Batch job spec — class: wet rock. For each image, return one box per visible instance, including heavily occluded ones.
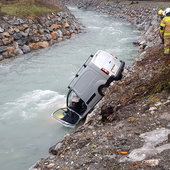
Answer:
[22,45,30,54]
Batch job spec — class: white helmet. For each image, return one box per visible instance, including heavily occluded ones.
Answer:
[164,8,170,15]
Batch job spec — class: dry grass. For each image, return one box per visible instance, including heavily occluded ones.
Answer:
[1,0,60,17]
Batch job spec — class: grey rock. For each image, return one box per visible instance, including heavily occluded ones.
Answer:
[45,21,52,27]
[43,34,51,41]
[13,20,20,26]
[22,45,30,54]
[2,17,9,21]
[0,34,3,39]
[63,36,71,40]
[0,55,4,61]
[31,24,37,30]
[30,37,39,43]
[29,30,34,36]
[48,27,53,32]
[0,27,4,33]
[0,46,7,53]
[13,42,19,49]
[55,142,62,150]
[38,29,44,34]
[14,48,23,55]
[20,31,28,37]
[51,18,58,23]
[13,33,22,40]
[57,30,63,38]
[16,40,25,46]
[44,29,50,33]
[167,124,170,129]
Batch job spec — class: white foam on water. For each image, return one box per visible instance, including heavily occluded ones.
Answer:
[87,26,101,29]
[0,90,65,120]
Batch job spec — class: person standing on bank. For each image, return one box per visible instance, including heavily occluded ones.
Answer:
[160,8,170,55]
[158,9,165,44]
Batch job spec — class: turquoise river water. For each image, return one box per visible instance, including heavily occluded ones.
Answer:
[0,6,139,170]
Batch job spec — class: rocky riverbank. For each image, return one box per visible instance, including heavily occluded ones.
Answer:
[0,10,82,62]
[64,0,164,52]
[33,1,170,170]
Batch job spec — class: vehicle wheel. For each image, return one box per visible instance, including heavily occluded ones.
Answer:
[115,74,122,81]
[98,85,107,96]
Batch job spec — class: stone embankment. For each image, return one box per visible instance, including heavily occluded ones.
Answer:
[0,11,81,62]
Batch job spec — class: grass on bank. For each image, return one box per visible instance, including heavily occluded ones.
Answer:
[1,1,60,17]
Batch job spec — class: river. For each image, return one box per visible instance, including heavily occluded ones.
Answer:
[0,6,139,170]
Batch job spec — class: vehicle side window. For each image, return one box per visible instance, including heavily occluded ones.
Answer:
[67,90,87,115]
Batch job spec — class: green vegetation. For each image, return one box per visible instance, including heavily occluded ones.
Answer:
[1,0,60,17]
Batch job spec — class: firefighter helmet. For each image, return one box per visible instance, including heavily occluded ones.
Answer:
[164,8,170,15]
[158,9,163,16]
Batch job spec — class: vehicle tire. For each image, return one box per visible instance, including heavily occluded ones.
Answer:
[98,85,107,96]
[115,74,122,81]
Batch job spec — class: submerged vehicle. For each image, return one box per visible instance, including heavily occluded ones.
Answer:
[52,50,125,128]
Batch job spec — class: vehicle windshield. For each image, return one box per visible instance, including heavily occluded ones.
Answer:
[67,90,87,115]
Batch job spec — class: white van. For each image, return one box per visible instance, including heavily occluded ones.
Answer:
[52,50,125,128]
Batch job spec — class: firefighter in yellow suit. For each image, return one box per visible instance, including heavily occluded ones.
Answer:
[160,8,170,55]
[158,9,165,44]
